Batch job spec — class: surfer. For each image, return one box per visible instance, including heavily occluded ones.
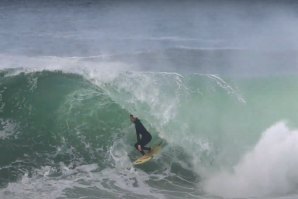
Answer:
[130,114,152,155]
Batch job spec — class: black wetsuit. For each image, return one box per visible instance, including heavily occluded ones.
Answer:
[134,118,152,155]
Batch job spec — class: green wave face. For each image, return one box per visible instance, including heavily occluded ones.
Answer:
[0,71,129,186]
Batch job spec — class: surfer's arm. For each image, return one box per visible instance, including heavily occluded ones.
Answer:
[137,145,142,151]
[135,120,142,143]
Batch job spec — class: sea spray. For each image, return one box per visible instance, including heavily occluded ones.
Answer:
[204,122,298,198]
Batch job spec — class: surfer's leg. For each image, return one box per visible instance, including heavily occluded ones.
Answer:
[135,142,145,155]
[140,137,152,152]
[142,146,151,151]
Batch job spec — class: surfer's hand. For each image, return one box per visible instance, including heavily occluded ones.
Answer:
[138,145,142,151]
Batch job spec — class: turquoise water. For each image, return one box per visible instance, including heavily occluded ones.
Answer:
[1,68,298,198]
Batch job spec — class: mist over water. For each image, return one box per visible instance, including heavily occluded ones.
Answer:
[1,1,298,199]
[1,0,298,75]
[205,122,298,198]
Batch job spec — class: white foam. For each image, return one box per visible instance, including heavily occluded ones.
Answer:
[204,121,298,198]
[206,74,246,104]
[0,118,19,140]
[0,54,134,85]
[0,165,88,199]
[0,160,165,199]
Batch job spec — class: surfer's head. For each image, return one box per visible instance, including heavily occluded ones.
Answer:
[130,114,137,123]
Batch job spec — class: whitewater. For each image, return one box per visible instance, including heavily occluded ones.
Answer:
[1,1,298,199]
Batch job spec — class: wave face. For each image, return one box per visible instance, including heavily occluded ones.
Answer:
[1,66,298,199]
[0,71,128,184]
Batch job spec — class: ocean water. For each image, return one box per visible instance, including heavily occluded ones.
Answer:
[1,1,298,199]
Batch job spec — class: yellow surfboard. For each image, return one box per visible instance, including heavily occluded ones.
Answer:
[133,144,162,165]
